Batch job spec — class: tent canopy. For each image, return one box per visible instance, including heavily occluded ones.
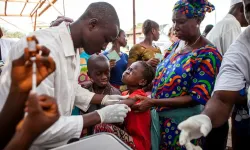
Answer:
[0,0,57,17]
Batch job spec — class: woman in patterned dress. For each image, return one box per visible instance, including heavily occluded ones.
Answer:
[132,0,222,149]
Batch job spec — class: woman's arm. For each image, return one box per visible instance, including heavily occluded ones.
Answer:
[151,95,198,108]
[132,95,198,112]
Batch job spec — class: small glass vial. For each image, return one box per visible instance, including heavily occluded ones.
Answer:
[26,36,37,57]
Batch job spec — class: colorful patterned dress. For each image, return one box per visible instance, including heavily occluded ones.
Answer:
[151,41,222,150]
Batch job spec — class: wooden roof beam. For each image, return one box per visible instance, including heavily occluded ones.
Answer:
[0,0,39,3]
[20,0,28,16]
[0,14,30,17]
[38,0,57,17]
[31,0,45,17]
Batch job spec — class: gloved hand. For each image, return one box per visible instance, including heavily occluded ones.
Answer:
[101,95,129,105]
[96,104,131,123]
[178,114,212,150]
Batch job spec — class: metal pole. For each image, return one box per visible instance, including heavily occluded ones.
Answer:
[133,0,136,44]
[214,10,217,24]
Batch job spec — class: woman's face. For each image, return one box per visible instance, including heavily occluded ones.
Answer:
[152,27,160,41]
[118,31,127,47]
[172,11,199,41]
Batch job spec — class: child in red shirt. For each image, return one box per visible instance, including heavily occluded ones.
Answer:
[94,61,155,150]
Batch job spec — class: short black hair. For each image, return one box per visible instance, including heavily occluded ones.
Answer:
[138,61,155,87]
[118,29,125,37]
[112,29,125,44]
[204,24,214,34]
[230,2,243,14]
[142,19,159,35]
[80,2,120,27]
[87,54,109,74]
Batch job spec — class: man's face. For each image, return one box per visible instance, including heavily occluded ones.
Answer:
[243,0,250,24]
[83,21,119,55]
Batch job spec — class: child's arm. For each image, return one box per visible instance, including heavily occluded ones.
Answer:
[117,99,136,107]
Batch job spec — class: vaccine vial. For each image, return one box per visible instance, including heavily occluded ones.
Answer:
[27,36,37,57]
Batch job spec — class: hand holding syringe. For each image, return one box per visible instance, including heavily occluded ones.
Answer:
[27,36,38,92]
[10,36,56,93]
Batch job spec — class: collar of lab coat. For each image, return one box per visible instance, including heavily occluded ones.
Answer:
[58,22,75,57]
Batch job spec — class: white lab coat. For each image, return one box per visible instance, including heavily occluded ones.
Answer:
[0,38,16,62]
[207,14,241,55]
[0,23,95,149]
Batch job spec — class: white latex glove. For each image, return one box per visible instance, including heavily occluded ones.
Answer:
[178,114,212,150]
[96,104,131,123]
[101,95,129,105]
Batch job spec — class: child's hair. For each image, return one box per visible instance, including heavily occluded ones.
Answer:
[138,61,155,87]
[87,54,109,74]
[142,19,159,35]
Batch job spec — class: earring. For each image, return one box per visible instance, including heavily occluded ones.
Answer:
[196,25,199,28]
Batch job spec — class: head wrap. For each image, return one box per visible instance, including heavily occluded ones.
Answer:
[173,0,215,18]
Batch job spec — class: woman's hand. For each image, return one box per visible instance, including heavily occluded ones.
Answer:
[131,95,154,112]
[147,58,160,67]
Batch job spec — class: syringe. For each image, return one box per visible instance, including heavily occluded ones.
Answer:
[27,37,37,93]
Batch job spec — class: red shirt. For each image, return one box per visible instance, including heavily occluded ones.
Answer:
[123,89,151,150]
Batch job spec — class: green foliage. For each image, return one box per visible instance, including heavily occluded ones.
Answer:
[0,26,25,38]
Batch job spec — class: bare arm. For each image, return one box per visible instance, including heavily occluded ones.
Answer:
[4,131,34,150]
[202,91,241,128]
[132,95,198,112]
[0,86,29,149]
[0,44,55,149]
[151,95,198,108]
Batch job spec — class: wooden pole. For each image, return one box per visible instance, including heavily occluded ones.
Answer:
[4,0,7,16]
[34,10,37,31]
[20,0,28,16]
[133,0,136,44]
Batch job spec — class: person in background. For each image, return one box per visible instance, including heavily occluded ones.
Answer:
[50,16,73,27]
[0,2,131,149]
[164,27,179,56]
[207,0,248,55]
[82,54,121,135]
[95,61,155,150]
[78,48,91,86]
[128,19,161,68]
[206,1,248,150]
[202,24,213,37]
[0,27,16,63]
[103,29,128,91]
[132,0,221,149]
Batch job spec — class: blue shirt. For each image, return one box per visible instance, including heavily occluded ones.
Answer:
[103,51,128,86]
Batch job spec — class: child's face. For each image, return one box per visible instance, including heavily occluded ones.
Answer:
[122,62,146,87]
[89,61,110,87]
